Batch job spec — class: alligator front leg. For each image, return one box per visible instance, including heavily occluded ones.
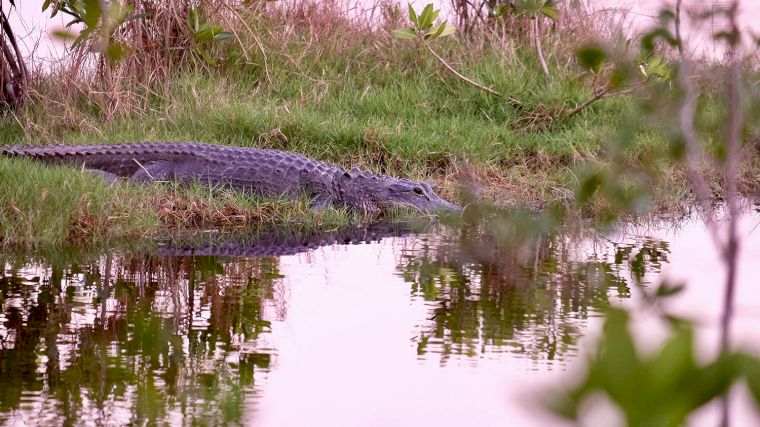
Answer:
[308,192,333,211]
[128,160,177,184]
[86,169,121,184]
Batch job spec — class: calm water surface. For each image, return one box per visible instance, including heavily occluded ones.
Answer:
[3,212,760,426]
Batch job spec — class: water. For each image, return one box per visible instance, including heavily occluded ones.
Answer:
[2,212,760,426]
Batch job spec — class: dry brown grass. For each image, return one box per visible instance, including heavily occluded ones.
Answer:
[149,193,280,229]
[16,0,636,133]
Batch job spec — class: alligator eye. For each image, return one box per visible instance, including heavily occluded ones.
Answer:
[413,187,424,195]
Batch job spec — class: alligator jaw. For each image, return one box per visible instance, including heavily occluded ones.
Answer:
[433,198,463,214]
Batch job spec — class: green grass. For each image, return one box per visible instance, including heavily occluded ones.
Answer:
[0,23,705,248]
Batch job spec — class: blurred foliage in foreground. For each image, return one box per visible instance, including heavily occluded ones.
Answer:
[549,307,760,427]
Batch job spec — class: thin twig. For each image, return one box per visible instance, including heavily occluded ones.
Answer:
[563,87,610,119]
[132,158,156,181]
[719,5,742,425]
[721,0,742,355]
[420,36,522,107]
[674,0,685,61]
[534,16,552,90]
[678,59,721,245]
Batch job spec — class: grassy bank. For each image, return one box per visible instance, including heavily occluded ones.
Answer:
[0,1,751,248]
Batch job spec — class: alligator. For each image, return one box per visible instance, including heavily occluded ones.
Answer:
[0,142,461,214]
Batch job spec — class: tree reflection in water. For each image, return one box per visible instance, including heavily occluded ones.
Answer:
[0,253,279,425]
[398,217,670,364]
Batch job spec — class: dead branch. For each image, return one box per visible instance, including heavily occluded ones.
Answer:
[420,36,523,108]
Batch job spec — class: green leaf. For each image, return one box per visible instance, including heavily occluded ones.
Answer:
[195,23,225,43]
[42,0,52,12]
[188,7,200,33]
[51,30,77,42]
[429,8,441,26]
[213,31,234,42]
[392,28,418,40]
[426,22,456,39]
[427,23,445,39]
[82,0,102,29]
[515,0,544,16]
[541,6,559,21]
[688,355,739,410]
[658,9,676,21]
[407,3,418,27]
[418,4,435,30]
[106,41,127,63]
[495,5,513,17]
[438,23,457,38]
[72,26,94,47]
[641,27,678,52]
[655,281,685,298]
[578,171,603,203]
[65,18,83,28]
[588,309,643,409]
[609,66,632,88]
[649,323,695,391]
[637,54,671,81]
[576,44,607,74]
[739,355,760,407]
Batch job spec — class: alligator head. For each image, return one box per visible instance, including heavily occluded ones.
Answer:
[338,169,461,214]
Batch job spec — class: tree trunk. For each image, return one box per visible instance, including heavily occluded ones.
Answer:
[0,4,29,111]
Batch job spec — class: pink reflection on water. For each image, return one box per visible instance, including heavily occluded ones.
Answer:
[250,211,760,427]
[252,240,578,427]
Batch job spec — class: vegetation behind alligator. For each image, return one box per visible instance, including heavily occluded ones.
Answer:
[0,142,461,214]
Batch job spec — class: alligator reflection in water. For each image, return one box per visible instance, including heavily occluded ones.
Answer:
[400,226,670,363]
[0,222,670,424]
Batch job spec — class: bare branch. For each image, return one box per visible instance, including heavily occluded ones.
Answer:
[420,36,523,108]
[674,0,685,60]
[563,87,610,120]
[534,16,552,90]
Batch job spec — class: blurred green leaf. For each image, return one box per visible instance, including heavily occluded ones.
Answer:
[541,6,559,21]
[495,4,513,17]
[51,29,77,42]
[576,44,607,74]
[106,41,127,63]
[714,29,740,46]
[515,0,543,16]
[609,66,632,88]
[577,171,603,203]
[658,9,676,21]
[655,282,685,298]
[641,27,678,52]
[82,0,102,29]
[740,355,760,407]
